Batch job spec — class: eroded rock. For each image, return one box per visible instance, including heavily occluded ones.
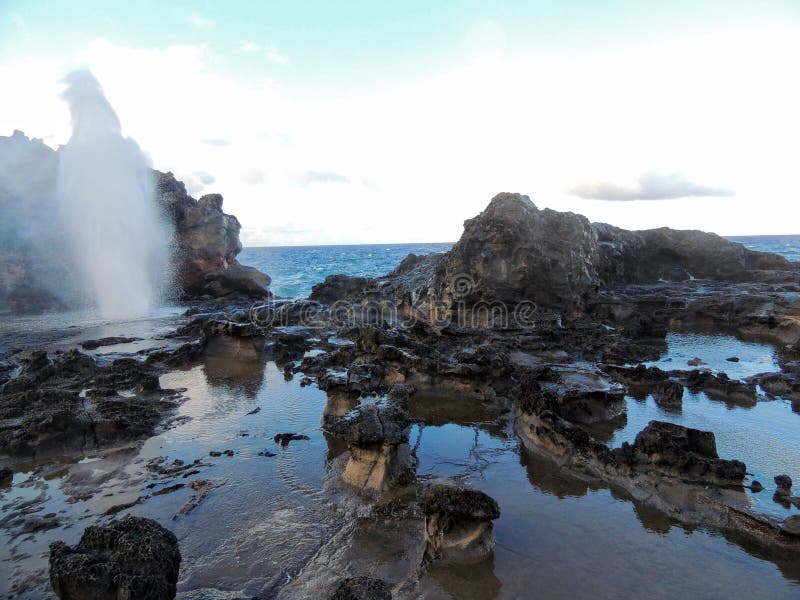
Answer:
[49,516,181,600]
[419,484,500,563]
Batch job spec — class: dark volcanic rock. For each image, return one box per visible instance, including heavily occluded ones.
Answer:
[594,223,796,284]
[330,576,392,600]
[273,432,310,446]
[443,193,600,313]
[325,400,411,447]
[774,474,793,497]
[0,350,179,457]
[310,275,375,305]
[622,421,746,483]
[81,336,144,350]
[49,516,181,600]
[0,466,12,486]
[419,484,501,563]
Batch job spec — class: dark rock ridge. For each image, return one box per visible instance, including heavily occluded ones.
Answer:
[0,131,270,312]
[311,192,798,318]
[49,516,181,600]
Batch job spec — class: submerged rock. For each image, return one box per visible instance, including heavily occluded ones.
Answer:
[49,516,181,600]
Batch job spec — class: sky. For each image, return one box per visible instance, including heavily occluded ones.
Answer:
[1,0,799,245]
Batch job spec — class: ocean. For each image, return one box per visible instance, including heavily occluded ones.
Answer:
[240,235,800,299]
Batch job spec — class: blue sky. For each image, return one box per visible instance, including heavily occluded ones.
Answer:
[1,1,799,243]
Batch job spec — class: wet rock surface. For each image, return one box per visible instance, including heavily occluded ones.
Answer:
[0,349,183,457]
[622,421,746,484]
[49,516,181,600]
[420,484,500,564]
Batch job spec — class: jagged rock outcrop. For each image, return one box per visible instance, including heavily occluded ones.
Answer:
[443,193,600,313]
[49,516,181,600]
[620,420,746,484]
[155,171,270,299]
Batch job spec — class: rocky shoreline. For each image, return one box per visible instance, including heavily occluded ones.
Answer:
[1,191,800,597]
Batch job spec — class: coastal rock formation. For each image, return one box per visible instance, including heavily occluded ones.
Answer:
[621,421,746,483]
[310,192,798,324]
[155,171,270,299]
[49,516,181,600]
[0,350,182,457]
[325,398,415,491]
[441,193,600,313]
[594,223,795,284]
[419,484,501,563]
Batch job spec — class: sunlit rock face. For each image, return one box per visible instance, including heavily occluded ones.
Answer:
[156,171,271,300]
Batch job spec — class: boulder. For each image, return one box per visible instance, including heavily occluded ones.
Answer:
[774,474,793,497]
[419,484,501,563]
[49,516,181,600]
[442,193,600,313]
[325,399,415,491]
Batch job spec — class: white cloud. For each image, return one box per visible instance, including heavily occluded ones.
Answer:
[297,171,349,187]
[237,41,288,64]
[187,13,215,30]
[239,41,261,53]
[265,46,289,65]
[243,168,265,185]
[571,173,734,201]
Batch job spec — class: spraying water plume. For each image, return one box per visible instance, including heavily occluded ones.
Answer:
[58,70,171,319]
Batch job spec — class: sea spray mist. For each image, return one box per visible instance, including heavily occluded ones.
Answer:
[57,70,172,319]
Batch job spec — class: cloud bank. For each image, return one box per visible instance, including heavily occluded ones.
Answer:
[571,173,734,201]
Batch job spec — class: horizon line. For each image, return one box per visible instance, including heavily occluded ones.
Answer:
[242,233,800,250]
